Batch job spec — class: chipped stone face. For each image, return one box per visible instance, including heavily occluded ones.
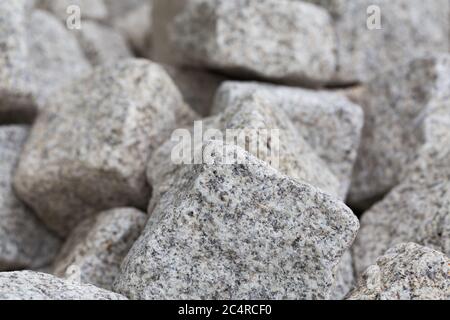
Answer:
[28,10,92,105]
[169,0,337,85]
[0,0,36,118]
[348,243,449,300]
[353,139,450,275]
[14,59,190,238]
[304,0,450,83]
[73,21,132,66]
[52,208,147,291]
[349,54,450,207]
[0,271,127,300]
[0,126,60,270]
[116,141,359,300]
[38,0,108,21]
[163,65,226,116]
[148,93,341,214]
[212,81,364,198]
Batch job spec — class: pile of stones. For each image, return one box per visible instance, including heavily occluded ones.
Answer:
[0,0,448,300]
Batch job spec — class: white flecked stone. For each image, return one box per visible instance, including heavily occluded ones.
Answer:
[330,251,355,300]
[28,10,92,105]
[52,208,146,291]
[348,243,449,300]
[116,141,359,299]
[168,0,337,85]
[14,59,191,237]
[304,0,449,83]
[148,92,341,215]
[0,126,60,270]
[349,54,450,207]
[212,81,364,198]
[0,1,36,118]
[0,5,92,122]
[0,271,127,300]
[353,138,450,275]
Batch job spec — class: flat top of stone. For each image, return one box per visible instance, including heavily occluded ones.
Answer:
[0,271,126,300]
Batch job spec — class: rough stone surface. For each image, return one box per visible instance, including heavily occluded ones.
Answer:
[349,54,450,207]
[73,21,132,66]
[52,208,146,291]
[353,139,450,275]
[38,0,108,21]
[14,59,190,238]
[148,93,341,214]
[0,0,36,118]
[169,0,337,85]
[330,251,355,300]
[0,126,60,270]
[116,141,359,299]
[0,271,126,300]
[163,65,226,116]
[28,10,92,105]
[304,0,450,83]
[348,243,449,300]
[212,81,364,198]
[0,5,92,121]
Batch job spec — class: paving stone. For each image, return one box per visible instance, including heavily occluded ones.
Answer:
[14,59,190,237]
[116,141,359,299]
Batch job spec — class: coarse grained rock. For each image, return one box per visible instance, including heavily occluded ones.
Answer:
[163,65,226,116]
[216,93,340,198]
[348,243,449,300]
[212,81,364,198]
[169,0,337,86]
[52,208,146,291]
[0,0,36,119]
[72,20,132,67]
[330,251,355,300]
[0,126,60,270]
[349,54,450,207]
[303,0,449,83]
[0,6,92,122]
[0,271,127,300]
[28,10,92,105]
[14,59,191,238]
[116,141,359,299]
[353,139,450,275]
[147,92,341,214]
[37,0,108,21]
